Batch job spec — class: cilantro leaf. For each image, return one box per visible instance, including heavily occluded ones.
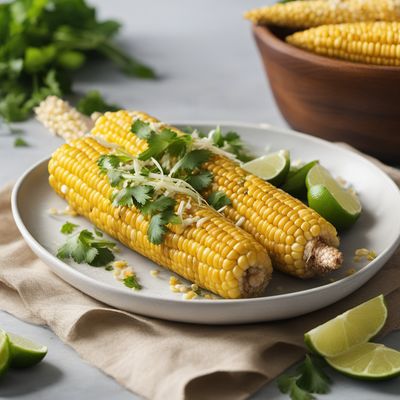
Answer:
[131,119,153,139]
[77,90,120,116]
[112,185,153,207]
[186,170,213,192]
[14,137,29,147]
[210,127,254,162]
[107,170,123,187]
[61,221,79,234]
[57,230,98,264]
[297,355,331,394]
[98,154,132,173]
[138,129,177,161]
[123,275,142,290]
[57,228,116,267]
[277,375,315,400]
[89,247,115,267]
[176,149,211,172]
[148,210,176,244]
[141,196,176,216]
[0,93,29,122]
[207,191,231,210]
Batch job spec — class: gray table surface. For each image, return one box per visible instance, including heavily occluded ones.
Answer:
[0,1,399,399]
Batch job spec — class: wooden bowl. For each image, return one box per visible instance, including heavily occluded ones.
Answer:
[253,25,400,163]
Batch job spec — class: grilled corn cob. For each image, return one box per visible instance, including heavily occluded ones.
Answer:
[287,21,400,66]
[244,0,400,29]
[48,136,272,299]
[91,111,343,278]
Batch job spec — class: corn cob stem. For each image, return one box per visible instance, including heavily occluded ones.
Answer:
[49,136,272,299]
[245,0,400,29]
[305,239,343,273]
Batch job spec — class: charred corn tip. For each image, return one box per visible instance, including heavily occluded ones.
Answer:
[287,21,400,66]
[49,136,272,299]
[245,0,400,29]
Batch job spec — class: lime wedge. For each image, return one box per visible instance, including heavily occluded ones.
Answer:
[306,164,361,230]
[327,343,400,380]
[7,332,47,368]
[281,160,318,198]
[305,295,387,358]
[243,150,290,186]
[0,329,10,377]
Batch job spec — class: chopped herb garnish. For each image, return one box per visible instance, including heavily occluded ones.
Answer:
[77,90,120,116]
[210,127,254,162]
[176,149,211,172]
[57,228,116,267]
[277,355,331,400]
[14,137,29,147]
[60,221,79,235]
[186,170,213,192]
[94,228,104,237]
[105,265,114,271]
[148,211,176,245]
[207,191,231,210]
[123,275,142,290]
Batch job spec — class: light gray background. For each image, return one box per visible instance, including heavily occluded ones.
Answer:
[0,1,399,399]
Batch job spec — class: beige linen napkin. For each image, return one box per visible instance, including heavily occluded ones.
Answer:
[0,155,399,400]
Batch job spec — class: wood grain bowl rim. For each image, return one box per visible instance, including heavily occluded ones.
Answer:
[253,24,400,74]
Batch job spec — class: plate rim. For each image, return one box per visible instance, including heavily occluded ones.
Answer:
[11,121,400,306]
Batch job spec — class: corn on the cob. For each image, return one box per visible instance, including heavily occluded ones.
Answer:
[244,0,400,29]
[35,96,93,142]
[287,21,400,66]
[48,136,272,299]
[91,111,343,278]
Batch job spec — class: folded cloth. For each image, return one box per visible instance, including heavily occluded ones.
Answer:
[0,150,399,400]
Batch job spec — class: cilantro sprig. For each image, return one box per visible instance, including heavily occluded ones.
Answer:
[57,227,116,267]
[0,0,155,122]
[123,275,142,290]
[277,355,331,400]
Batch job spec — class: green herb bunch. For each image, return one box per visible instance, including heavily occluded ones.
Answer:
[0,0,155,122]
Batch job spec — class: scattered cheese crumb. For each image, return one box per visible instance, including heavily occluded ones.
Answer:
[346,268,357,276]
[183,290,198,300]
[236,216,245,227]
[113,260,128,269]
[169,276,181,286]
[60,184,68,194]
[150,270,160,278]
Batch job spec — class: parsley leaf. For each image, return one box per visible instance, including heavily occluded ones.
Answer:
[61,221,79,234]
[112,185,153,207]
[123,274,142,290]
[297,355,331,394]
[14,137,29,147]
[176,149,211,172]
[57,228,116,267]
[131,119,153,139]
[186,170,213,192]
[207,191,231,210]
[77,90,120,116]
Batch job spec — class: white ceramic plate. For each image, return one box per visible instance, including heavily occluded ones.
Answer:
[11,122,400,324]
